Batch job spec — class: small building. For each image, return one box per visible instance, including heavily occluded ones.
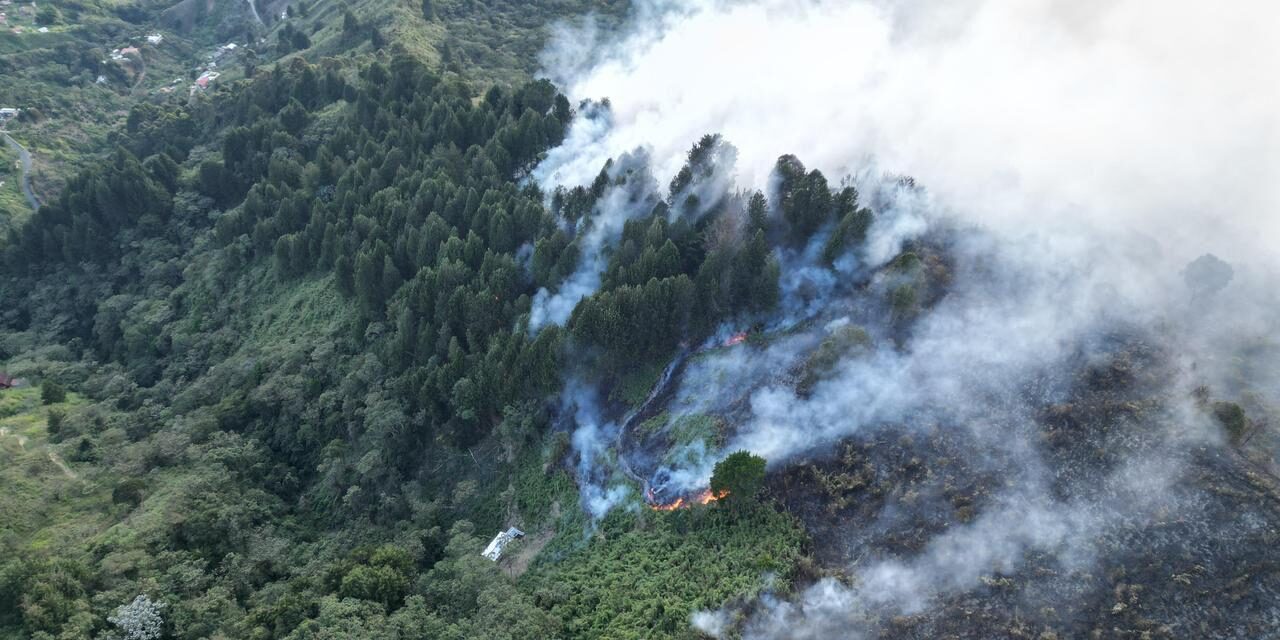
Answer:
[213,42,237,60]
[145,33,163,45]
[194,70,219,89]
[0,373,18,389]
[481,527,525,561]
[120,46,139,56]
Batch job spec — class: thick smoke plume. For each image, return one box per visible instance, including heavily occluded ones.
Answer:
[540,0,1280,259]
[529,145,661,331]
[531,0,1280,635]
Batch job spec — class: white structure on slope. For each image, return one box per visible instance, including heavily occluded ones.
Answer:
[481,527,525,561]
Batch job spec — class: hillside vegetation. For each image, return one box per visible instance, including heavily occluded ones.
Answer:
[0,1,825,635]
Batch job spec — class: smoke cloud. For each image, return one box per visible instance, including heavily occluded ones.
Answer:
[540,0,1280,261]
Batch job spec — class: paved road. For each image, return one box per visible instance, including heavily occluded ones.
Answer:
[2,131,40,212]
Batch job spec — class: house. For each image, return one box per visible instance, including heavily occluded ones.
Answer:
[0,373,18,389]
[145,33,163,45]
[480,527,525,561]
[195,70,219,88]
[212,42,238,61]
[120,46,140,56]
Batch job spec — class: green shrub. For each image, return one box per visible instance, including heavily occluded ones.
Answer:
[1212,401,1249,443]
[40,379,66,405]
[112,478,146,507]
[46,407,65,438]
[890,283,918,317]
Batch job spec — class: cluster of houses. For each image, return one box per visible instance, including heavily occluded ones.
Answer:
[97,34,160,87]
[188,42,239,95]
[108,46,140,62]
[2,1,37,32]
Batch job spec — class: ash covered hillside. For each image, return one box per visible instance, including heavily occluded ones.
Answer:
[538,132,1280,639]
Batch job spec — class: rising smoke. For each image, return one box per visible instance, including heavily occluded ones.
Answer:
[531,0,1280,635]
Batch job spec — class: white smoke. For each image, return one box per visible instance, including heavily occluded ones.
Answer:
[529,147,661,331]
[563,378,634,519]
[532,0,1280,633]
[709,456,1196,639]
[540,0,1280,262]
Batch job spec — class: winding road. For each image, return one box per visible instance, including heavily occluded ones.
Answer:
[2,131,40,212]
[246,0,265,26]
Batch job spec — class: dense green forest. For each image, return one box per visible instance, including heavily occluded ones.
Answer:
[0,2,829,637]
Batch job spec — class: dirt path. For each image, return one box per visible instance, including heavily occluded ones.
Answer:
[2,425,76,478]
[504,529,553,577]
[2,131,40,212]
[0,426,27,450]
[47,451,76,479]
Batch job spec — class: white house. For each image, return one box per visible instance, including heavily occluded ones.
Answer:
[480,527,525,561]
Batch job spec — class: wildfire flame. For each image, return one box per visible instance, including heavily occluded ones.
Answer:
[724,331,749,347]
[648,487,730,511]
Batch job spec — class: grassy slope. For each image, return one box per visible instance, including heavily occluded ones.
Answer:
[0,387,102,554]
[0,142,30,230]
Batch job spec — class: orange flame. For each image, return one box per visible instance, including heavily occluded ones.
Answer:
[649,488,730,511]
[724,331,748,347]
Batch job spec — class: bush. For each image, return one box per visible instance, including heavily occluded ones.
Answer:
[40,379,66,405]
[46,408,65,438]
[113,478,147,507]
[69,437,95,462]
[890,283,918,317]
[36,6,61,25]
[1212,401,1249,443]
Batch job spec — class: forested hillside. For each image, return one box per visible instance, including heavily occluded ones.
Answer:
[4,1,1279,640]
[0,1,814,637]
